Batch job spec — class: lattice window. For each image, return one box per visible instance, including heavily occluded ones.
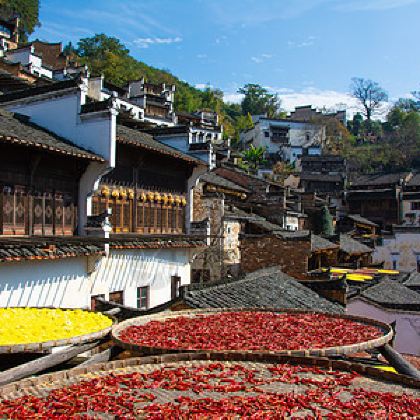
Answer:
[32,192,44,235]
[156,204,162,234]
[1,186,27,235]
[136,201,145,233]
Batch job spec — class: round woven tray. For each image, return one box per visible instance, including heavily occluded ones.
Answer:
[112,308,393,357]
[0,308,113,354]
[0,352,417,406]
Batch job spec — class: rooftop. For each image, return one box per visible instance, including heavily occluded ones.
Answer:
[350,172,410,188]
[359,279,420,310]
[183,267,343,313]
[404,272,420,289]
[311,234,338,252]
[109,235,206,250]
[116,124,204,166]
[199,172,249,193]
[340,234,373,255]
[0,237,104,263]
[347,214,379,227]
[0,108,104,161]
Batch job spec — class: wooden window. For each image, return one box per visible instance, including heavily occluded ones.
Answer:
[91,294,105,311]
[63,194,75,235]
[177,206,185,233]
[109,291,124,305]
[171,206,177,232]
[136,200,145,233]
[32,192,44,235]
[149,201,157,233]
[44,192,54,235]
[122,199,131,232]
[137,286,149,310]
[1,186,27,235]
[162,204,170,234]
[171,276,181,300]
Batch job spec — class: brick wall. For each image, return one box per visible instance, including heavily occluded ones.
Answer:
[240,235,311,279]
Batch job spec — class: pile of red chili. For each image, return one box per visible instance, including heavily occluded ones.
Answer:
[0,362,418,418]
[118,311,383,351]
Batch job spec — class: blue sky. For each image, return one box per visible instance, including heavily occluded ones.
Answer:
[34,0,420,113]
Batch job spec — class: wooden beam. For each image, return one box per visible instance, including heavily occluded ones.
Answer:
[76,345,124,367]
[378,344,420,380]
[0,340,101,387]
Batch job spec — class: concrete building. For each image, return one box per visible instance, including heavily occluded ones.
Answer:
[240,116,325,164]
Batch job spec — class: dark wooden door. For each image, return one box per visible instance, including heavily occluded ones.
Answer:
[109,291,124,305]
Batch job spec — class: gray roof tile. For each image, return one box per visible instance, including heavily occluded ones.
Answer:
[0,108,104,161]
[184,267,343,313]
[340,234,372,255]
[361,279,420,310]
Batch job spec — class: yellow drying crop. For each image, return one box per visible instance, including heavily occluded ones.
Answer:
[0,308,112,346]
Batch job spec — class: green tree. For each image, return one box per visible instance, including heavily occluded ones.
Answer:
[238,84,280,117]
[320,205,334,236]
[347,113,363,137]
[0,0,40,42]
[241,145,267,172]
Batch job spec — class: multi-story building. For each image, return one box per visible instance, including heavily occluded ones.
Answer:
[0,76,207,310]
[402,173,420,226]
[345,173,412,230]
[299,155,346,193]
[240,116,325,164]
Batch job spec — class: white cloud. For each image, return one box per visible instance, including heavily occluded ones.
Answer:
[251,53,273,64]
[196,53,208,59]
[195,83,214,90]
[287,36,316,48]
[133,36,182,49]
[223,87,366,118]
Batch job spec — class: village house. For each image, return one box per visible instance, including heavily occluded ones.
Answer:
[141,110,223,167]
[373,225,420,272]
[240,115,325,164]
[402,173,420,225]
[299,155,346,194]
[345,172,412,230]
[289,104,347,126]
[0,106,108,308]
[0,75,208,310]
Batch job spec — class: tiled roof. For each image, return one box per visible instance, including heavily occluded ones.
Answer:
[0,78,79,103]
[339,234,373,255]
[404,272,420,289]
[300,173,343,182]
[0,238,104,263]
[350,172,409,188]
[0,108,105,161]
[200,172,249,193]
[116,125,204,165]
[301,155,345,163]
[407,173,420,187]
[311,234,338,252]
[347,214,378,227]
[360,279,420,310]
[109,235,206,250]
[183,267,343,313]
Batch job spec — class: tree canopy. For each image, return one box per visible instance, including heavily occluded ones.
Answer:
[238,84,281,118]
[0,0,40,42]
